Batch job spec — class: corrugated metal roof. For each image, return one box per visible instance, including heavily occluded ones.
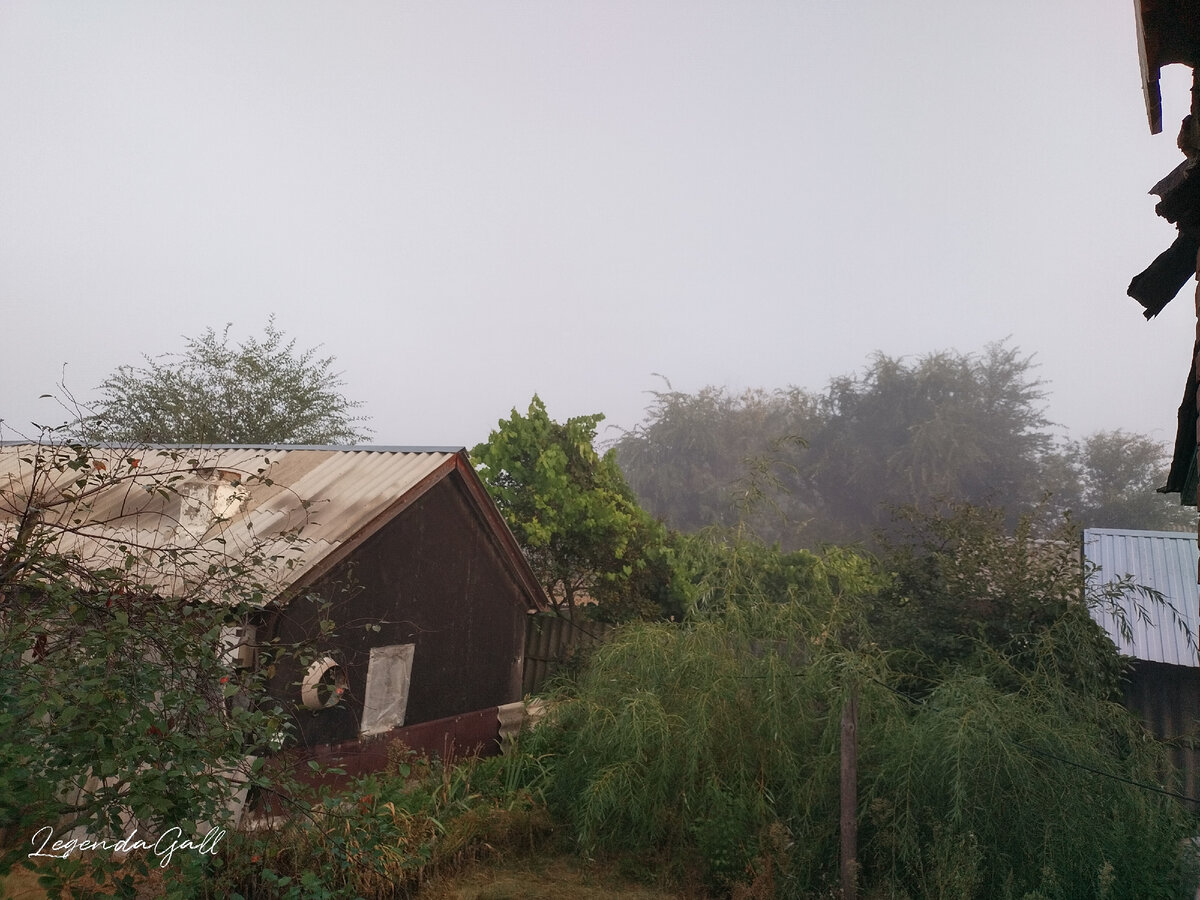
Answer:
[1082,528,1199,668]
[0,444,460,604]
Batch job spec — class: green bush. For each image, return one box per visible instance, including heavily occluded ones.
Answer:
[861,670,1192,899]
[191,749,553,899]
[527,545,890,894]
[524,527,1196,898]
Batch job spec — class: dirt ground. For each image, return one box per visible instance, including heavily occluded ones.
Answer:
[416,854,695,900]
[1,864,57,900]
[1,853,695,900]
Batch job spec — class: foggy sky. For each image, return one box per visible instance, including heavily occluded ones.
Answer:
[1,2,1196,449]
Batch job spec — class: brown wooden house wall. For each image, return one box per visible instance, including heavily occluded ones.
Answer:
[262,470,528,749]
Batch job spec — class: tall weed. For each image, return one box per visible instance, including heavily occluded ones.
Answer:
[527,532,1196,898]
[188,750,552,899]
[528,547,893,894]
[862,667,1193,899]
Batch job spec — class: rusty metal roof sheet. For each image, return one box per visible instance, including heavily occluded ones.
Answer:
[1083,528,1199,667]
[0,444,461,604]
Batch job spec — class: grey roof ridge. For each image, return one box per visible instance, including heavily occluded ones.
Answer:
[0,441,465,453]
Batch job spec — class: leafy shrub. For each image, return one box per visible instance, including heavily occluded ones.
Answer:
[525,525,1195,898]
[0,440,321,894]
[526,545,888,894]
[872,503,1132,699]
[861,669,1193,899]
[194,749,553,899]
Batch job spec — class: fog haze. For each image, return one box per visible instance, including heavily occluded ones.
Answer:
[1,2,1194,448]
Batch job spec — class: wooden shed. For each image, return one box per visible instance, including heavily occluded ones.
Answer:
[0,443,546,758]
[252,447,546,749]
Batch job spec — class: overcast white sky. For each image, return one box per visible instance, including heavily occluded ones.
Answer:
[1,2,1196,449]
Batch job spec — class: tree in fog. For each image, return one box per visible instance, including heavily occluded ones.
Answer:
[807,342,1052,542]
[88,318,372,445]
[612,382,819,539]
[616,343,1062,547]
[1048,429,1192,531]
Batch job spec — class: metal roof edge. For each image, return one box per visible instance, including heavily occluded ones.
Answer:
[0,441,465,453]
[1083,527,1196,539]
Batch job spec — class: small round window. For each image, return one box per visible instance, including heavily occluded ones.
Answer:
[301,657,347,710]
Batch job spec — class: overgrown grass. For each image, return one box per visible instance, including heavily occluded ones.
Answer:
[527,607,894,895]
[862,668,1192,899]
[184,748,555,899]
[4,746,559,900]
[521,538,1198,899]
[14,520,1195,899]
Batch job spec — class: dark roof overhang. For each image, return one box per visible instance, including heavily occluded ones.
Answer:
[1135,0,1200,134]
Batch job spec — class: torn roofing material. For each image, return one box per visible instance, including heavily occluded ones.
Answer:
[1127,156,1200,318]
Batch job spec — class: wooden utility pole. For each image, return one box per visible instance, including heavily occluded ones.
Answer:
[840,680,858,900]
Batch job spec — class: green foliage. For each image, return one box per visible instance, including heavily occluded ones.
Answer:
[1046,429,1193,531]
[863,671,1192,899]
[811,342,1052,540]
[525,544,884,894]
[614,343,1118,549]
[472,395,683,622]
[859,502,1196,897]
[672,526,880,622]
[87,317,371,445]
[522,518,1194,898]
[613,381,818,539]
[0,438,320,893]
[195,750,553,899]
[873,503,1130,698]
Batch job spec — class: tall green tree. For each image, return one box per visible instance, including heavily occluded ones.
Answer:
[616,343,1058,548]
[88,318,371,445]
[472,396,681,622]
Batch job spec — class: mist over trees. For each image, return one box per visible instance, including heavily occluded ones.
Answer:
[1048,428,1193,531]
[613,343,1191,546]
[4,336,1194,895]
